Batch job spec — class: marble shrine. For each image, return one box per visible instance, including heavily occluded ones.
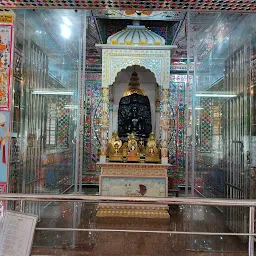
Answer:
[96,21,176,218]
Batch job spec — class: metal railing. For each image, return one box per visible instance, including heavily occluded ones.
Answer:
[0,194,255,255]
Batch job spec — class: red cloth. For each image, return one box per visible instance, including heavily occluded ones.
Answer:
[0,139,6,164]
[2,144,6,164]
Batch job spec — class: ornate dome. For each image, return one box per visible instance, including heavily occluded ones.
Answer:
[107,21,165,46]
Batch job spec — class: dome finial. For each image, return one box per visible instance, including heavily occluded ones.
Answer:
[124,68,146,96]
[132,20,140,26]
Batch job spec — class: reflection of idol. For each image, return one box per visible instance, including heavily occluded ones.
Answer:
[0,113,8,164]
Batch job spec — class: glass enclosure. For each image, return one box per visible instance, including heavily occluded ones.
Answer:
[1,8,256,255]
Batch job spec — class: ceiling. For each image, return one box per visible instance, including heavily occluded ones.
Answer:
[3,0,256,12]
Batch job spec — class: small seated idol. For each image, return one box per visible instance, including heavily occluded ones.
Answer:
[126,133,140,162]
[145,132,161,163]
[108,131,123,162]
[138,139,145,158]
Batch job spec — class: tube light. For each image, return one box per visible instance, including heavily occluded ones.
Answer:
[31,90,74,95]
[196,93,236,98]
[188,107,204,110]
[64,105,78,109]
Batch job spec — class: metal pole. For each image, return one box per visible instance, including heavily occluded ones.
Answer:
[185,12,191,197]
[79,14,87,193]
[191,38,197,197]
[1,194,256,207]
[35,227,255,236]
[74,19,83,194]
[248,206,255,256]
[20,199,25,213]
[71,202,77,248]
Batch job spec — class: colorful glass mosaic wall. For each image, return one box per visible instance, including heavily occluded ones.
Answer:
[169,82,185,170]
[57,96,71,148]
[83,73,102,184]
[169,75,193,185]
[168,82,185,184]
[200,98,213,152]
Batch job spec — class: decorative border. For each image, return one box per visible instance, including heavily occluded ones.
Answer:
[2,1,256,12]
[0,24,13,110]
[101,166,167,177]
[97,204,169,218]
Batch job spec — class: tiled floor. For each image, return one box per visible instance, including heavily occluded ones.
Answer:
[31,248,250,256]
[31,200,250,255]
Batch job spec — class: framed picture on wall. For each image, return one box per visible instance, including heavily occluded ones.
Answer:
[0,183,6,217]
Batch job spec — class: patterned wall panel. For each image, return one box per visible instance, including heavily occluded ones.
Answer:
[83,73,102,184]
[200,98,213,152]
[57,96,71,148]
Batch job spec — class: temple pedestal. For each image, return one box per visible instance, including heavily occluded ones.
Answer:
[97,162,169,218]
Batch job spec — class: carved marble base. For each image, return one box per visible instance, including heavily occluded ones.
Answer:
[98,162,169,197]
[97,203,169,218]
[97,162,169,218]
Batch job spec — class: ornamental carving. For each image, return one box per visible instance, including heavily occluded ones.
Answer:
[101,166,167,177]
[102,49,170,88]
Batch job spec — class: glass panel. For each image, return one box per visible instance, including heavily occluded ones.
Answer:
[9,10,86,194]
[191,12,256,239]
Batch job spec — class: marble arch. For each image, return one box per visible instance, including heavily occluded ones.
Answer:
[99,47,173,88]
[112,64,158,87]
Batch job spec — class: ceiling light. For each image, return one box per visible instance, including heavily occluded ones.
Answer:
[62,17,72,26]
[61,24,71,39]
[31,90,74,95]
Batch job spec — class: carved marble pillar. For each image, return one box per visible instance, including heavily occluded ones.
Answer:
[160,88,169,165]
[155,100,160,140]
[100,87,109,163]
[155,84,160,140]
[108,99,113,138]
